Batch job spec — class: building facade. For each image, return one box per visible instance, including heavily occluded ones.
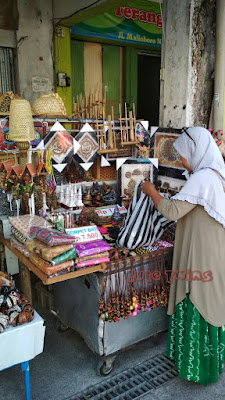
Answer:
[0,0,223,130]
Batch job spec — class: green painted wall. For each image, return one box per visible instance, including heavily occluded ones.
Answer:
[71,40,84,104]
[54,26,72,116]
[102,44,120,119]
[124,47,138,113]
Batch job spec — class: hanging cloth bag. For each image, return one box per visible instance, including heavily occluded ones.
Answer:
[117,180,173,250]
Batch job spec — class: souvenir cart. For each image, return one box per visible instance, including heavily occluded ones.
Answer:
[0,92,185,375]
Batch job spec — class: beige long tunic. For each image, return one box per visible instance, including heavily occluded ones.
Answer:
[158,198,225,327]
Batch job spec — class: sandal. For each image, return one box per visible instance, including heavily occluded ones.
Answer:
[109,248,120,261]
[0,292,19,309]
[18,294,29,306]
[22,304,34,322]
[17,311,30,325]
[8,305,22,326]
[8,304,34,326]
[109,247,129,261]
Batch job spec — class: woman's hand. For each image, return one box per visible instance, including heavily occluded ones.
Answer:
[141,180,156,196]
[141,180,164,208]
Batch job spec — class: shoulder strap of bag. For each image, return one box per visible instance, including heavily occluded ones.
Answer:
[211,169,225,192]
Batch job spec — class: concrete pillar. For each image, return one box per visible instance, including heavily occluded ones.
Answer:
[160,0,216,129]
[16,0,54,104]
[213,0,225,131]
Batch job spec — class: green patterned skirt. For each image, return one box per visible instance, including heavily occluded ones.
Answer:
[165,294,225,386]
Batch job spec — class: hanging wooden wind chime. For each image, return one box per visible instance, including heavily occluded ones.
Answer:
[96,106,118,154]
[119,102,139,146]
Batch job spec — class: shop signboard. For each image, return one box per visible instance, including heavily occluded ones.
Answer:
[96,205,127,217]
[71,1,162,48]
[65,225,102,243]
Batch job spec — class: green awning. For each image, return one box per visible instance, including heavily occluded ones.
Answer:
[57,0,131,27]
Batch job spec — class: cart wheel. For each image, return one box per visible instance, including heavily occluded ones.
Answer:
[57,323,69,332]
[97,358,115,376]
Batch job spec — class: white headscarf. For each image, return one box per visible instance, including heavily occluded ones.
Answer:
[172,126,225,228]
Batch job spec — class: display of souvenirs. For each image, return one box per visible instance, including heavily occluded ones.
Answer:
[10,236,30,257]
[82,170,94,182]
[82,188,92,206]
[90,181,101,197]
[45,210,75,230]
[111,205,123,223]
[63,157,83,183]
[74,124,98,164]
[29,226,76,246]
[148,239,173,252]
[0,160,15,191]
[46,191,58,210]
[85,207,109,225]
[98,259,170,323]
[102,182,117,205]
[59,183,83,209]
[92,190,104,207]
[76,206,88,227]
[0,106,178,329]
[9,215,52,238]
[74,240,111,258]
[0,271,34,333]
[29,253,75,276]
[77,256,109,269]
[25,240,74,262]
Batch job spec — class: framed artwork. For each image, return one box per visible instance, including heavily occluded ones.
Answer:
[74,131,98,163]
[157,174,185,196]
[118,158,157,205]
[43,129,74,164]
[151,127,186,194]
[154,131,183,169]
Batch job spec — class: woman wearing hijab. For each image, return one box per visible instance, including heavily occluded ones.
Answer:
[141,126,225,386]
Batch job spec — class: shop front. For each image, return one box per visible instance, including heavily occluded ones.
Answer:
[0,0,222,396]
[54,0,162,126]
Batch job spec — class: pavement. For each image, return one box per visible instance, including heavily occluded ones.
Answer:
[1,281,225,400]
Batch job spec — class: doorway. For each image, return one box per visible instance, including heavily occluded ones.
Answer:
[137,53,161,126]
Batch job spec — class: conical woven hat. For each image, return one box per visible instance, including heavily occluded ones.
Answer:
[32,93,67,117]
[9,99,35,142]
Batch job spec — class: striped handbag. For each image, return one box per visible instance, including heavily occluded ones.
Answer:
[117,180,173,250]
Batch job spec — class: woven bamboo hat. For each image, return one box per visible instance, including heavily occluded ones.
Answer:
[32,92,67,117]
[8,99,35,142]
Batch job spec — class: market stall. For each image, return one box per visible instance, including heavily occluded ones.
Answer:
[0,91,181,374]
